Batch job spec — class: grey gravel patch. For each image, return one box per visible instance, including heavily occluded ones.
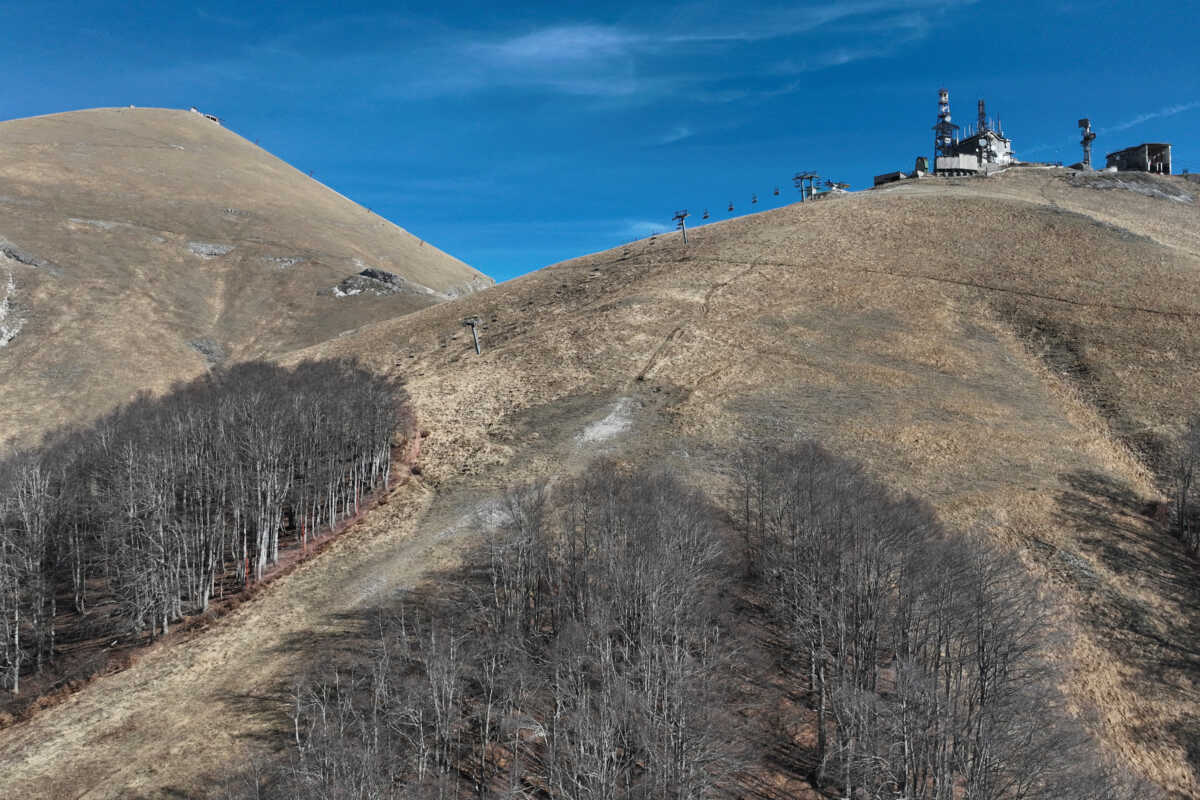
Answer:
[188,338,226,366]
[0,195,40,207]
[222,208,249,218]
[188,242,235,258]
[267,256,305,270]
[322,267,437,298]
[68,218,120,231]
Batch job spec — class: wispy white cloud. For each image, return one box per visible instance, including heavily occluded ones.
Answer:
[657,126,695,145]
[149,1,976,105]
[481,24,644,64]
[1102,101,1200,134]
[658,0,974,44]
[1021,100,1200,159]
[622,219,673,238]
[438,0,975,100]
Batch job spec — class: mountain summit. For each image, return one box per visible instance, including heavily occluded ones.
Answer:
[0,106,490,445]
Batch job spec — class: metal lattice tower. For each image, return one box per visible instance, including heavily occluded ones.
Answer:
[1078,119,1096,169]
[977,99,988,135]
[933,88,959,164]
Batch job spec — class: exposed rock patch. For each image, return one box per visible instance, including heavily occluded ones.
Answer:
[0,238,60,275]
[323,267,437,298]
[187,338,226,366]
[187,242,234,259]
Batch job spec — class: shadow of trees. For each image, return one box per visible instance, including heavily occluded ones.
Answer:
[1054,469,1200,785]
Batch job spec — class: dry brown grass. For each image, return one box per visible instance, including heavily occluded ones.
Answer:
[2,166,1200,797]
[0,107,490,447]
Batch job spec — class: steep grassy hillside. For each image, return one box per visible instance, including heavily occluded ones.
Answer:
[300,166,1200,796]
[0,107,490,446]
[2,167,1198,798]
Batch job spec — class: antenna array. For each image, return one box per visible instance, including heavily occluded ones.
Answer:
[1078,119,1096,169]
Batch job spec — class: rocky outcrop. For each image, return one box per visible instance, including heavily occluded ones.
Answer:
[324,268,493,300]
[323,267,438,298]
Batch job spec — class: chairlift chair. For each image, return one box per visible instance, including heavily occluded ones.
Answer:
[728,201,734,212]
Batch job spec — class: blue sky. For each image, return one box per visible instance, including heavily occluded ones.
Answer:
[5,1,1198,281]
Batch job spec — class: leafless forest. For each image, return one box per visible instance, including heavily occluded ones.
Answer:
[221,448,1156,800]
[1172,417,1200,554]
[0,359,407,695]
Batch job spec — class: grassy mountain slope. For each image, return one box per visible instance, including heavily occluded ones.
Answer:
[0,107,490,446]
[1,166,1198,798]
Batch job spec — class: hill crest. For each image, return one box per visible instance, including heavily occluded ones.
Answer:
[0,106,491,445]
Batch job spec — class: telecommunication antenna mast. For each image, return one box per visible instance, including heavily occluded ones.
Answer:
[933,88,959,169]
[1078,119,1096,169]
[673,209,690,244]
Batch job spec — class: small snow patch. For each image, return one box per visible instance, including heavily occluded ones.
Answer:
[578,398,634,443]
[188,242,234,258]
[440,275,494,299]
[1069,173,1193,203]
[0,270,25,347]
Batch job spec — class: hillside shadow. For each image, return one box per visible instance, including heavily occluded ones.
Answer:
[1054,469,1200,780]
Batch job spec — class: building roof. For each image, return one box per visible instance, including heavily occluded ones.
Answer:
[1106,143,1171,158]
[959,129,1010,144]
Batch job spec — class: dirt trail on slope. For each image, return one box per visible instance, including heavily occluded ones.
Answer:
[0,378,661,800]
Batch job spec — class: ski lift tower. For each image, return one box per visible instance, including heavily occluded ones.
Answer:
[1078,119,1097,169]
[463,316,482,354]
[673,209,690,244]
[794,171,819,201]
